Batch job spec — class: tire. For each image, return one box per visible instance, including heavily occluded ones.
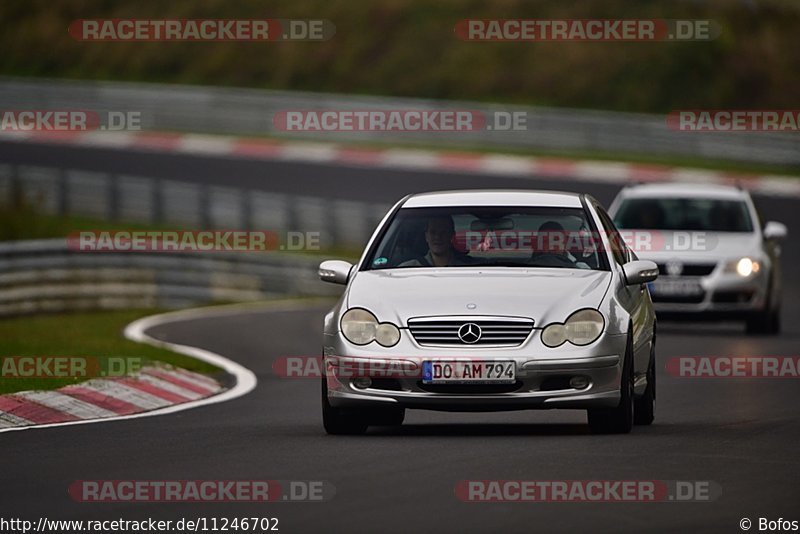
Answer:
[588,334,634,435]
[746,302,781,336]
[321,374,368,435]
[634,336,655,426]
[370,407,405,426]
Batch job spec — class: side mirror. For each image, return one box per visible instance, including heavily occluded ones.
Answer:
[763,221,787,241]
[623,260,659,286]
[319,260,353,285]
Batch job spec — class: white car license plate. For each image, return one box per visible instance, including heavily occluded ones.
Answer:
[422,361,515,384]
[648,279,703,296]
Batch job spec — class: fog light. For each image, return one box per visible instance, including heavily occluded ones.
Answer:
[353,377,372,389]
[569,376,589,389]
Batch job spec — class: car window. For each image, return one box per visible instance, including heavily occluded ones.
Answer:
[613,197,753,232]
[364,206,609,271]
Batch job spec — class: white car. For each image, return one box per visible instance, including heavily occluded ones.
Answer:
[319,190,658,435]
[609,183,786,334]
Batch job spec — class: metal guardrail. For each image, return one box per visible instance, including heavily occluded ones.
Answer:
[0,164,389,251]
[1,77,798,166]
[0,239,342,316]
[0,161,381,316]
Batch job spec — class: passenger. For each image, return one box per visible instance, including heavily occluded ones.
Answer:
[529,221,589,268]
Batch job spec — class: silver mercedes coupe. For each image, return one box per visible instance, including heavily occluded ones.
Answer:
[319,190,658,435]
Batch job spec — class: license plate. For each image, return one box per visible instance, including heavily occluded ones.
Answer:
[648,279,702,296]
[422,361,515,384]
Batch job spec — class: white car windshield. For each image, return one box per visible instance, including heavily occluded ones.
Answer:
[614,197,753,232]
[365,206,609,271]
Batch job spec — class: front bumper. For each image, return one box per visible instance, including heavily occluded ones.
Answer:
[323,331,627,412]
[651,271,768,315]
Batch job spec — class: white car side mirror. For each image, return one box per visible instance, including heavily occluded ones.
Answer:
[763,221,787,241]
[623,260,659,286]
[319,260,353,285]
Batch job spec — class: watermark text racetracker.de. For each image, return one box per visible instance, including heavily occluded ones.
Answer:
[455,19,720,41]
[273,109,528,132]
[0,356,141,378]
[69,19,335,41]
[667,110,800,132]
[456,480,721,502]
[452,229,714,254]
[666,356,800,378]
[68,230,321,252]
[68,479,333,503]
[0,110,141,131]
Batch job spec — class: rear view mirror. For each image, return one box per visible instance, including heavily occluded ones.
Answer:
[319,260,353,285]
[623,260,659,286]
[470,217,515,231]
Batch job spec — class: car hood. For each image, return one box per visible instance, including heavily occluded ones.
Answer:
[346,268,612,327]
[628,231,761,264]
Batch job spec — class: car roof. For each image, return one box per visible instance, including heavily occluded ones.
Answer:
[618,182,749,200]
[402,190,583,208]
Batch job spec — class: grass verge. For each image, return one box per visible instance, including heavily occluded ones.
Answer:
[0,309,223,395]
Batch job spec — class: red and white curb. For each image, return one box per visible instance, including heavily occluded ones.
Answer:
[1,129,799,198]
[0,365,224,429]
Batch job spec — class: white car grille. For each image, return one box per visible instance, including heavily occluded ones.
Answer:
[407,317,534,347]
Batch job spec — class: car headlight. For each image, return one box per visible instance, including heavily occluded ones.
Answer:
[340,308,401,347]
[541,309,605,348]
[724,257,760,277]
[541,323,567,347]
[375,323,401,347]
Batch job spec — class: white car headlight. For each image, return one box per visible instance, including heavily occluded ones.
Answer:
[340,308,401,347]
[541,323,567,347]
[724,257,760,277]
[541,309,605,348]
[375,323,401,347]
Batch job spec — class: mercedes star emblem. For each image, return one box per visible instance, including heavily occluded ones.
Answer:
[665,260,683,277]
[458,322,482,344]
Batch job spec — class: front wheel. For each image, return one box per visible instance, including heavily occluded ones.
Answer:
[634,338,655,426]
[587,336,634,434]
[746,281,781,335]
[321,375,368,435]
[745,306,780,335]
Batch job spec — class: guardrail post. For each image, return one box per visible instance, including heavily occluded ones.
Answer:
[286,194,299,238]
[327,201,340,250]
[10,165,22,209]
[199,185,212,229]
[58,168,69,216]
[242,189,253,230]
[108,174,120,221]
[152,177,163,224]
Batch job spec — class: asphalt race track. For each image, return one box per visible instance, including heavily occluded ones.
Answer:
[1,140,799,533]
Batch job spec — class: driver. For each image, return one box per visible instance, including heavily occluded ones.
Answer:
[399,216,478,267]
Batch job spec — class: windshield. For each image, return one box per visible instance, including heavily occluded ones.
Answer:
[365,206,608,271]
[613,197,753,232]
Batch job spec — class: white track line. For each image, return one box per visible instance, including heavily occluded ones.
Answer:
[0,412,35,428]
[0,299,330,433]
